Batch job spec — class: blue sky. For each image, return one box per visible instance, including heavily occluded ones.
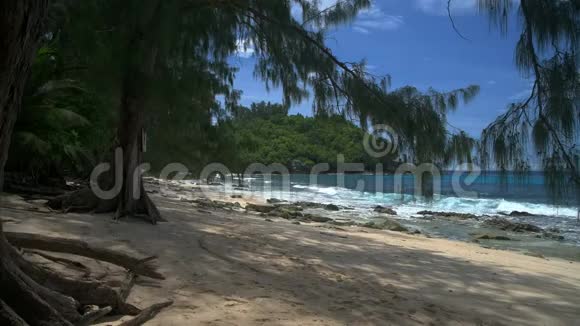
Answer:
[231,0,531,138]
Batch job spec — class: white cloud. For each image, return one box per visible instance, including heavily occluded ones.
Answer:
[353,26,371,34]
[353,4,404,34]
[235,39,254,59]
[292,2,403,34]
[414,0,477,16]
[415,0,520,16]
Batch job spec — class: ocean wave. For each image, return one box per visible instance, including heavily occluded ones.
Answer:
[289,184,577,218]
[292,184,340,195]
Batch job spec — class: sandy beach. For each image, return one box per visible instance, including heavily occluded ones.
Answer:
[2,190,580,326]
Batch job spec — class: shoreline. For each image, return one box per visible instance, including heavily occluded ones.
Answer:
[2,190,580,325]
[152,178,580,262]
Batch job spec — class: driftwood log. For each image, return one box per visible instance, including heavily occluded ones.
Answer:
[5,232,164,279]
[1,227,171,325]
[119,301,174,326]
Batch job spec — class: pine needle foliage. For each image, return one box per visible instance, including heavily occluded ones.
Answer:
[23,1,482,182]
[477,0,579,185]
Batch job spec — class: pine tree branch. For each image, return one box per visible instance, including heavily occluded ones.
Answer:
[447,0,470,41]
[230,2,381,101]
[521,0,580,183]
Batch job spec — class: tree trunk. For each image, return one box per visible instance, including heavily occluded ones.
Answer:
[115,65,160,223]
[0,5,171,323]
[112,0,165,223]
[0,2,79,325]
[51,1,165,224]
[0,0,48,191]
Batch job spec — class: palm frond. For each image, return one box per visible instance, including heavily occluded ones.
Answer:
[44,108,91,128]
[12,132,51,155]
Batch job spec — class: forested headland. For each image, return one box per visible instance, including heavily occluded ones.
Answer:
[146,101,399,174]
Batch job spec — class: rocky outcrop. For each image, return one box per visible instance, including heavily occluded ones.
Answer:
[373,206,397,215]
[473,234,512,241]
[190,198,242,210]
[325,204,340,211]
[501,211,537,217]
[246,203,276,213]
[482,218,565,241]
[264,206,332,223]
[329,219,357,227]
[267,206,304,219]
[362,219,408,232]
[267,198,286,204]
[294,201,327,209]
[302,214,333,223]
[483,218,542,233]
[538,232,565,241]
[416,211,478,221]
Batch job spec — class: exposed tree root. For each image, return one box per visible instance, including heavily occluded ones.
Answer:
[1,224,170,324]
[118,272,137,301]
[5,232,164,279]
[0,299,29,326]
[139,185,161,224]
[14,248,139,315]
[48,184,163,225]
[47,188,100,213]
[76,306,112,326]
[1,224,74,325]
[24,249,89,272]
[118,301,173,326]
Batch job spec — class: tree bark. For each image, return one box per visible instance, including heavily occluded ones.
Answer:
[0,1,72,325]
[115,69,160,223]
[52,0,165,224]
[0,4,168,323]
[0,223,74,326]
[5,232,164,280]
[0,0,49,191]
[118,300,173,326]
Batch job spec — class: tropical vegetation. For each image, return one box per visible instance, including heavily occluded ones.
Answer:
[0,1,577,325]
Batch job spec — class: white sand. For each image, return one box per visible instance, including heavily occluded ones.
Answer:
[2,193,580,325]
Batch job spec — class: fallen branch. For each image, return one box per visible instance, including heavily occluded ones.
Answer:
[118,301,173,326]
[76,306,112,326]
[5,232,164,280]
